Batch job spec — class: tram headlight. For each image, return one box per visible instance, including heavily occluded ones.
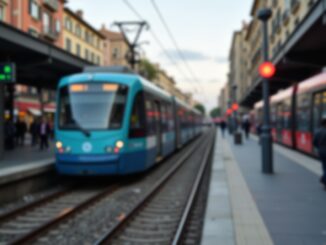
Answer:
[115,140,124,149]
[56,141,63,149]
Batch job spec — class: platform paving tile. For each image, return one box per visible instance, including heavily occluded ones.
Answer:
[201,136,235,245]
[227,134,326,245]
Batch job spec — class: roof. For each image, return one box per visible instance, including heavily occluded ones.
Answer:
[100,29,125,41]
[64,7,106,39]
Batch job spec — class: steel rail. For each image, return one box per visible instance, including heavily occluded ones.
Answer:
[10,184,120,245]
[172,131,215,244]
[93,130,213,245]
[0,186,72,224]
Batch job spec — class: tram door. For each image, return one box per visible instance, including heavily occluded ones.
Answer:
[153,101,162,159]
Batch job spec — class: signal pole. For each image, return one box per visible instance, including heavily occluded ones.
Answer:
[113,21,149,70]
[258,8,274,174]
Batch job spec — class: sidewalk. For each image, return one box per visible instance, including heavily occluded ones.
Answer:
[202,131,326,245]
[0,139,55,185]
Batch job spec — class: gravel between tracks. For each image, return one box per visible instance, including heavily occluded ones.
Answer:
[32,132,210,245]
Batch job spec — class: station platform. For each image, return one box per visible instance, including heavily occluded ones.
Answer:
[201,131,326,245]
[0,142,54,185]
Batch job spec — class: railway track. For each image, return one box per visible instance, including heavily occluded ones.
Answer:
[94,130,215,245]
[0,184,119,245]
[0,129,214,245]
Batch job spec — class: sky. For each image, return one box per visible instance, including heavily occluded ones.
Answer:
[67,0,253,112]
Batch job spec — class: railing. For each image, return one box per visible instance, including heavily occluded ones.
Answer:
[43,0,58,11]
[42,26,59,40]
[282,10,290,25]
[291,0,300,13]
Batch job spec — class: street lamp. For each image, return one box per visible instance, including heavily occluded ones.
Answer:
[258,8,274,174]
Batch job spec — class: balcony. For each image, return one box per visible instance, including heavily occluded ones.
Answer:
[282,10,290,25]
[43,0,59,11]
[291,0,300,14]
[42,26,59,41]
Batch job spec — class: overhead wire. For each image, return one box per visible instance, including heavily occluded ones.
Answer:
[149,0,208,100]
[122,0,203,95]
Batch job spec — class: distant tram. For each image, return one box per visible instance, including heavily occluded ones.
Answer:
[55,67,203,175]
[252,72,326,156]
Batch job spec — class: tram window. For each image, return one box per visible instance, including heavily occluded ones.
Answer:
[283,99,292,129]
[297,94,310,132]
[313,93,322,133]
[167,103,174,131]
[129,92,146,138]
[322,92,326,119]
[145,98,158,135]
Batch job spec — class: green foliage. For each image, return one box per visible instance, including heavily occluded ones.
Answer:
[194,104,206,115]
[210,107,221,118]
[139,59,158,81]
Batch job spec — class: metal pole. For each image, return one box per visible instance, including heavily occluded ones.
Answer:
[258,9,273,174]
[0,84,4,159]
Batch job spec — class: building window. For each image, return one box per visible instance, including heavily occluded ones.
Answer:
[55,20,61,33]
[85,31,89,42]
[76,44,81,57]
[0,5,4,21]
[43,11,52,33]
[65,17,72,31]
[96,56,100,65]
[85,49,89,60]
[65,38,72,52]
[91,53,95,63]
[75,24,81,37]
[112,48,119,59]
[29,0,40,20]
[28,28,39,37]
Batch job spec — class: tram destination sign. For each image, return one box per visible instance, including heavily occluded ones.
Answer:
[0,63,16,83]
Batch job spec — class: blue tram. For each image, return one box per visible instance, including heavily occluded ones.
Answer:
[55,67,203,175]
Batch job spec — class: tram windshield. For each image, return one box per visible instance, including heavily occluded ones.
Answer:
[58,83,128,130]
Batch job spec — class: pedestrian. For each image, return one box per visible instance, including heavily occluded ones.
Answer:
[243,118,251,139]
[30,119,39,147]
[220,120,227,138]
[4,119,15,150]
[15,118,27,146]
[313,118,326,189]
[39,117,50,150]
[20,120,27,146]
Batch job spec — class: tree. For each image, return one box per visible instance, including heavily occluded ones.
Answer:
[139,59,158,81]
[194,104,206,115]
[210,107,221,118]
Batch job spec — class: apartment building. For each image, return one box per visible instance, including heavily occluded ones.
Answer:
[63,7,105,65]
[0,0,65,47]
[100,26,129,67]
[225,0,321,109]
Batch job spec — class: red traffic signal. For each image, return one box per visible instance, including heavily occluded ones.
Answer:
[226,108,233,115]
[259,62,276,79]
[232,103,239,111]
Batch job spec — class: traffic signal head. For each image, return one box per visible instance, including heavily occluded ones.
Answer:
[226,108,233,115]
[232,103,239,111]
[259,62,276,79]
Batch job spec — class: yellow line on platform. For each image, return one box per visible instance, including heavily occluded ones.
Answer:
[222,135,274,245]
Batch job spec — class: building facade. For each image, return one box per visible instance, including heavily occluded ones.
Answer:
[226,0,321,109]
[100,26,129,67]
[63,7,105,65]
[0,0,65,47]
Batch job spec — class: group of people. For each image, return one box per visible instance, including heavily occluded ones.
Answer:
[4,117,53,151]
[217,113,326,190]
[218,115,251,139]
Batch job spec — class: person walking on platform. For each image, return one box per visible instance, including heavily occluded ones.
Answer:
[313,118,326,189]
[30,120,39,147]
[39,117,50,151]
[243,118,251,139]
[220,120,227,138]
